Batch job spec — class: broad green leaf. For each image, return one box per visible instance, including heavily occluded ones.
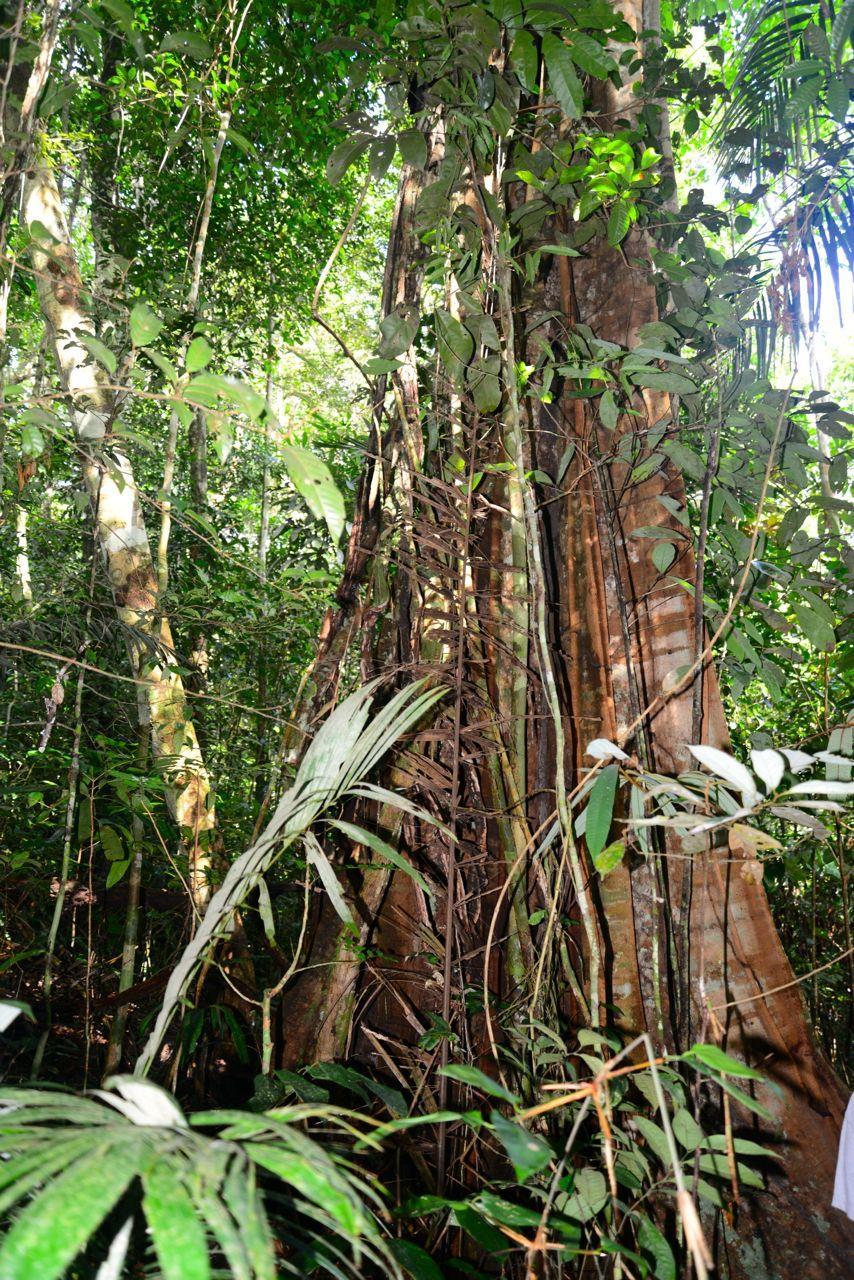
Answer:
[21,423,45,458]
[593,838,624,877]
[632,1116,671,1165]
[435,308,474,382]
[652,541,676,573]
[397,129,427,168]
[585,763,618,860]
[160,31,213,59]
[185,336,212,372]
[671,1107,704,1150]
[370,136,396,179]
[631,370,697,394]
[683,1043,762,1079]
[783,76,821,118]
[827,77,850,122]
[142,1160,211,1280]
[563,1168,608,1221]
[378,305,419,359]
[637,1215,676,1280]
[326,134,371,185]
[78,333,117,375]
[511,29,539,92]
[389,1238,442,1280]
[331,819,434,899]
[280,442,345,543]
[542,33,583,118]
[663,440,705,481]
[491,1111,553,1183]
[0,1143,137,1280]
[439,1064,519,1104]
[793,602,835,650]
[129,302,163,347]
[566,32,616,78]
[467,353,502,412]
[106,858,130,888]
[607,199,631,247]
[99,824,124,861]
[599,389,618,429]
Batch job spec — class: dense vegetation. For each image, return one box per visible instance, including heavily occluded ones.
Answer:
[0,1,852,1277]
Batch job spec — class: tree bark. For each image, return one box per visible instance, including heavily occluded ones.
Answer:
[280,10,850,1275]
[22,157,217,905]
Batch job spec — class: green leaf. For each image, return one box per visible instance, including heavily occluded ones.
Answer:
[160,31,213,59]
[304,832,353,926]
[439,1064,520,1104]
[652,541,676,573]
[389,1238,443,1280]
[511,29,539,92]
[630,370,697,394]
[783,76,821,118]
[671,1107,704,1150]
[467,354,502,412]
[637,1215,676,1280]
[563,1168,608,1221]
[326,134,371,185]
[599,389,618,429]
[247,1144,364,1236]
[632,1116,671,1165]
[378,305,419,359]
[130,302,163,347]
[370,136,396,179]
[593,839,624,877]
[566,32,616,78]
[397,129,427,169]
[607,199,631,247]
[185,336,212,372]
[0,1144,137,1280]
[793,603,835,650]
[142,1160,211,1280]
[542,33,583,119]
[683,1043,762,1079]
[331,819,434,900]
[106,858,130,888]
[827,77,851,122]
[280,442,345,543]
[21,423,45,458]
[491,1111,553,1183]
[78,333,117,375]
[585,763,618,861]
[435,308,474,383]
[99,824,124,861]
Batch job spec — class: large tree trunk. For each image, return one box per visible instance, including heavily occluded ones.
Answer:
[277,8,850,1274]
[22,158,217,905]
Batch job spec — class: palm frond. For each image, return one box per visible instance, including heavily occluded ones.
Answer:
[135,678,444,1077]
[0,1076,401,1280]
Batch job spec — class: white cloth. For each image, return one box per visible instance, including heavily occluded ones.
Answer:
[832,1094,854,1219]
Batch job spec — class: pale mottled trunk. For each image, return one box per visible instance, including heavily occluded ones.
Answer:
[14,503,33,610]
[22,157,216,906]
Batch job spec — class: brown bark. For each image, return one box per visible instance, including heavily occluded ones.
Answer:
[275,10,851,1273]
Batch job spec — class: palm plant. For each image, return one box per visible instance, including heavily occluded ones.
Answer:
[716,1,853,330]
[0,1073,397,1280]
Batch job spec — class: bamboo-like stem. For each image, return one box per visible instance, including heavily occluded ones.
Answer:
[103,715,150,1078]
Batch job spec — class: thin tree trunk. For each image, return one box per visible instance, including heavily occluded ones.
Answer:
[22,156,217,906]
